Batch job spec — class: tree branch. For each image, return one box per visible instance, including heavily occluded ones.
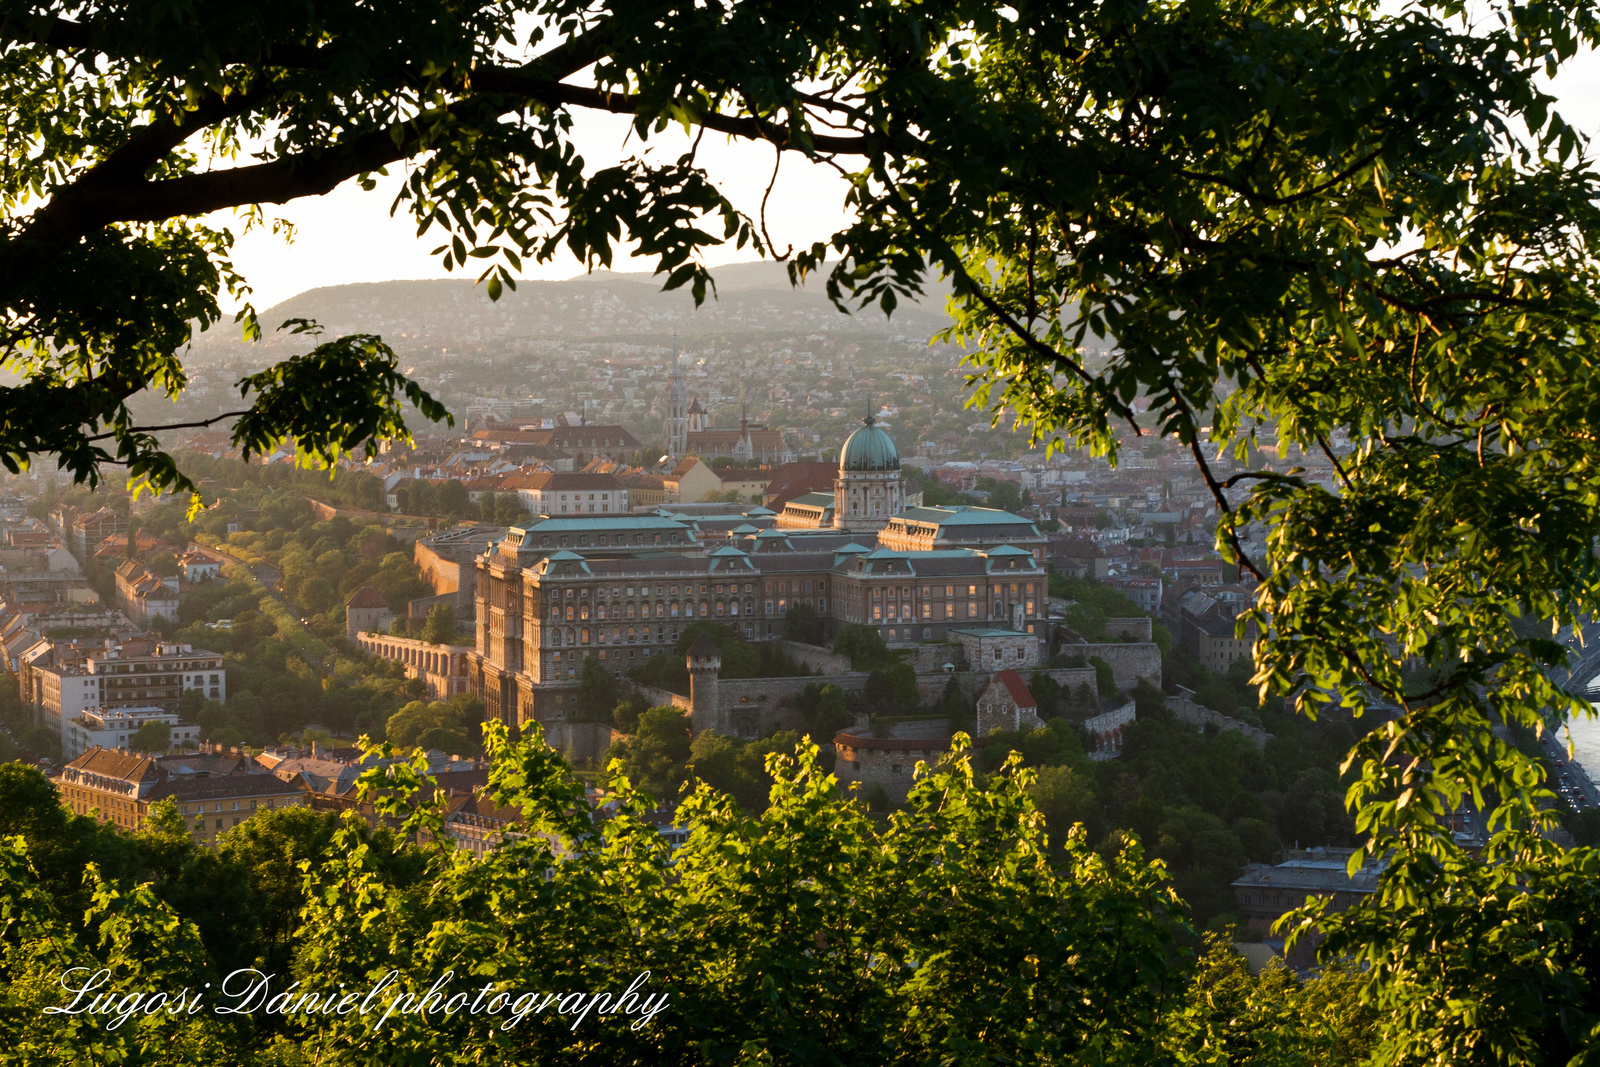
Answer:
[22,124,412,241]
[83,410,251,444]
[469,72,876,155]
[1179,147,1384,208]
[1166,389,1267,581]
[20,72,876,246]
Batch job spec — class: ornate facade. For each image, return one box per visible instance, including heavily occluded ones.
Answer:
[467,419,1052,733]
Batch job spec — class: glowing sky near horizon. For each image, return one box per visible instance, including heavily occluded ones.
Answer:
[212,42,1600,313]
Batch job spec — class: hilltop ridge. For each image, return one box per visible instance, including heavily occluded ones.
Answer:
[189,260,955,361]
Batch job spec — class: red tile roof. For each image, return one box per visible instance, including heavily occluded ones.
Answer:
[994,669,1037,709]
[346,585,389,609]
[763,461,837,508]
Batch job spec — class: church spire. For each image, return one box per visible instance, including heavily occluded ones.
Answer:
[665,333,688,457]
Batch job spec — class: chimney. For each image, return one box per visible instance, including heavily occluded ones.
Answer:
[311,740,321,760]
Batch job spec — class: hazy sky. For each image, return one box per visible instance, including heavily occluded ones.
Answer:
[213,44,1600,313]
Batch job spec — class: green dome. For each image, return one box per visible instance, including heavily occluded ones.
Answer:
[839,415,899,472]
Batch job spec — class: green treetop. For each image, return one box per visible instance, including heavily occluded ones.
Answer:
[7,0,1600,1053]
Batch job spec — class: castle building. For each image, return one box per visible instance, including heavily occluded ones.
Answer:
[466,521,1047,730]
[463,414,1052,732]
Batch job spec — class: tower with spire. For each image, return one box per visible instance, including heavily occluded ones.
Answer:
[665,335,688,458]
[733,401,755,460]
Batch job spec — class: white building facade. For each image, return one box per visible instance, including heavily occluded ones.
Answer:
[64,706,196,761]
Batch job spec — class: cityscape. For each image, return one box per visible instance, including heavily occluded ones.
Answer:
[7,1,1600,1061]
[8,267,1574,970]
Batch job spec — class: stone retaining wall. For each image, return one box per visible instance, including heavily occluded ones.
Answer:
[695,672,872,738]
[1167,692,1271,748]
[628,682,690,711]
[1057,642,1162,691]
[543,721,622,763]
[781,641,855,674]
[1105,617,1153,642]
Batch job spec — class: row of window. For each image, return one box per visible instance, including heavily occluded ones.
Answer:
[547,625,672,647]
[869,582,1036,598]
[767,579,828,594]
[547,582,753,599]
[535,533,686,548]
[552,598,756,622]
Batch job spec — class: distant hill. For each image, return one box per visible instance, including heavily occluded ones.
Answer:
[187,260,957,361]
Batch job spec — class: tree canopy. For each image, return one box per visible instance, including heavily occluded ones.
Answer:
[8,0,1600,1053]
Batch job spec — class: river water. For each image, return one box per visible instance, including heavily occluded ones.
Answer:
[1569,703,1600,776]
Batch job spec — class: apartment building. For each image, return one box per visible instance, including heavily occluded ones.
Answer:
[506,471,628,515]
[55,747,304,843]
[31,639,226,731]
[63,705,197,761]
[115,559,179,623]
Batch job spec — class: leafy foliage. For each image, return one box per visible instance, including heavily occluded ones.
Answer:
[604,705,693,797]
[575,653,621,723]
[3,727,1186,1063]
[833,623,891,670]
[4,0,1600,1054]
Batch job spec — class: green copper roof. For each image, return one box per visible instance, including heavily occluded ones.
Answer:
[839,414,899,472]
[897,505,1034,527]
[517,515,691,532]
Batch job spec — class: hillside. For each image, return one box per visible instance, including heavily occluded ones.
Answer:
[187,260,956,362]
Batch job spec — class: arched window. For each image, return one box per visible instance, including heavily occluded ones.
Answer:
[699,601,709,617]
[581,628,590,644]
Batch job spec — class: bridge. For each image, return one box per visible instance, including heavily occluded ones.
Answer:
[1550,629,1600,809]
[1568,642,1600,699]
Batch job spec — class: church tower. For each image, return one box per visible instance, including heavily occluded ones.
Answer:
[665,337,688,458]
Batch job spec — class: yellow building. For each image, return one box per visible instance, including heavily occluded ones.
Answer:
[663,457,721,504]
[55,746,306,844]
